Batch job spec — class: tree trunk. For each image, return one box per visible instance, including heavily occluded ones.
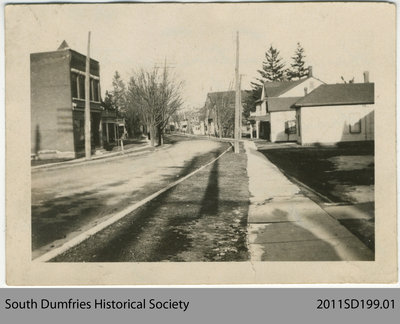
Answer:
[149,124,156,147]
[157,125,163,146]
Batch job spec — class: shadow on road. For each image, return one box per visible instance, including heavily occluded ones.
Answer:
[32,189,110,250]
[32,140,229,253]
[51,143,250,262]
[51,148,223,262]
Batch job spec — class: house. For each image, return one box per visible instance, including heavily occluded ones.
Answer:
[294,75,374,145]
[250,67,324,142]
[186,111,205,135]
[100,105,126,148]
[31,41,104,159]
[203,90,249,138]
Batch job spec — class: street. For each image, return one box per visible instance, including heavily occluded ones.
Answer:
[32,135,375,262]
[32,135,250,261]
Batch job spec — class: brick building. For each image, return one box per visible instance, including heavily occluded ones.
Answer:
[31,41,103,159]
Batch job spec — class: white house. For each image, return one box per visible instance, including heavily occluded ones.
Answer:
[250,67,325,142]
[294,81,374,145]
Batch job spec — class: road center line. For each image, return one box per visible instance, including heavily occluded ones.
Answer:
[33,145,232,262]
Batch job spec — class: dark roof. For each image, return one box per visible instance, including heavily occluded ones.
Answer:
[263,78,308,97]
[208,90,249,105]
[266,97,302,112]
[295,83,375,107]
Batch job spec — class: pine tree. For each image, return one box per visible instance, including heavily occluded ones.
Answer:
[287,43,308,80]
[256,46,286,84]
[247,45,286,115]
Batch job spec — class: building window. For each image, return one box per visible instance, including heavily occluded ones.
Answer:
[90,79,94,101]
[78,75,85,99]
[92,79,100,102]
[285,120,297,135]
[97,81,101,101]
[72,72,100,101]
[349,114,362,134]
[71,73,78,98]
[349,120,361,133]
[297,114,301,136]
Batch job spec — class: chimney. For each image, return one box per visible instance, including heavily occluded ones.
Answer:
[308,66,313,78]
[363,71,369,83]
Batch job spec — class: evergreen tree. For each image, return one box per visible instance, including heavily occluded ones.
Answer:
[243,87,262,117]
[247,45,286,115]
[111,71,127,114]
[103,90,116,110]
[287,43,308,80]
[255,46,286,84]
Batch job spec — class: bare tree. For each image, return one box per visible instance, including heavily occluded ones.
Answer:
[170,110,184,131]
[127,67,183,146]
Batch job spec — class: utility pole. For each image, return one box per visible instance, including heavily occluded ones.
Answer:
[85,31,91,159]
[234,31,240,154]
[239,74,243,139]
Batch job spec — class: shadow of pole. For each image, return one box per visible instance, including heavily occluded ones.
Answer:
[197,153,219,217]
[51,148,225,262]
[35,124,41,155]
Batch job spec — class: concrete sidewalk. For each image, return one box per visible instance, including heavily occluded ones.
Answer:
[244,140,373,261]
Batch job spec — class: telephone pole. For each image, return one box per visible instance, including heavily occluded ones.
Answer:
[239,74,243,139]
[234,31,240,154]
[85,31,91,159]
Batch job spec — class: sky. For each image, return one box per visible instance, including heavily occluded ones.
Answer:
[5,2,395,109]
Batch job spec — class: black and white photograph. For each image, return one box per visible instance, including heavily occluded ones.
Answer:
[5,2,397,284]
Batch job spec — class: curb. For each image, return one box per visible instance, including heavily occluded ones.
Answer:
[31,144,156,172]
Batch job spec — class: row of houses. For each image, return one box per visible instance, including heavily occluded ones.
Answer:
[32,41,375,158]
[200,67,374,145]
[31,41,126,159]
[249,68,374,145]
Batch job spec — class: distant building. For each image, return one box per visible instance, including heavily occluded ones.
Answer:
[100,105,127,147]
[31,40,104,159]
[203,90,249,138]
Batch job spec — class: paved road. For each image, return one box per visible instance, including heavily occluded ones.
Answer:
[32,135,225,258]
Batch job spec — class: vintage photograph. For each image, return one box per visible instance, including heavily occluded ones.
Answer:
[5,2,397,284]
